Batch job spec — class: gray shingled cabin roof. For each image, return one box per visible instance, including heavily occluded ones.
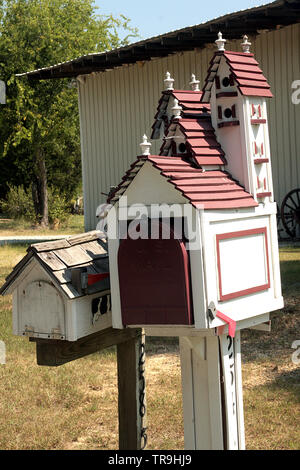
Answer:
[0,231,109,299]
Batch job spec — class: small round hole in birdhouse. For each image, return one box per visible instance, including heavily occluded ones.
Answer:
[222,77,230,87]
[178,143,187,153]
[224,108,232,119]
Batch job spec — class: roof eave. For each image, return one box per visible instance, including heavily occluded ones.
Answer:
[17,0,300,81]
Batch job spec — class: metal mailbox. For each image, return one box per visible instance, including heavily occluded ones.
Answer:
[0,231,111,341]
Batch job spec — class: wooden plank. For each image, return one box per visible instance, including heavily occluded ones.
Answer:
[219,334,239,450]
[31,327,142,366]
[67,230,103,246]
[179,337,196,450]
[117,330,146,450]
[206,336,223,449]
[59,282,80,299]
[30,239,71,252]
[51,268,72,284]
[37,251,66,271]
[54,245,93,267]
[234,331,246,450]
[179,335,224,450]
[191,340,212,450]
[80,240,107,259]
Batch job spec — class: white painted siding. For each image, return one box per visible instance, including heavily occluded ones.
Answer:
[78,24,300,231]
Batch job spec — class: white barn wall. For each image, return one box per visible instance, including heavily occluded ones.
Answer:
[78,24,300,231]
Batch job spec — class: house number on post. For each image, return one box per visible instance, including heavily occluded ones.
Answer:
[220,334,239,449]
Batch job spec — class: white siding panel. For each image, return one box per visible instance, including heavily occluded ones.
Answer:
[79,25,300,231]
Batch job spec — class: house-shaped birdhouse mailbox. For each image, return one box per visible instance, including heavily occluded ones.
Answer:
[0,231,111,341]
[107,34,283,333]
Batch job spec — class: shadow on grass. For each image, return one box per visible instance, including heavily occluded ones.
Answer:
[274,367,300,394]
[280,259,300,295]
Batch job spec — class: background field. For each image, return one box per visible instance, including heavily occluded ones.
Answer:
[0,214,84,237]
[0,244,299,450]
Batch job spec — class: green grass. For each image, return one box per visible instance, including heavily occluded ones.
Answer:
[0,214,84,236]
[0,245,299,449]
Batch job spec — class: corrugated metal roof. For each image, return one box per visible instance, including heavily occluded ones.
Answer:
[16,0,300,80]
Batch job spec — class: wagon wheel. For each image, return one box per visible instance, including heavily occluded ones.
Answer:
[280,188,300,238]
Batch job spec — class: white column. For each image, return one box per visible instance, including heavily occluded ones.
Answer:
[180,332,246,450]
[179,335,223,450]
[219,331,245,450]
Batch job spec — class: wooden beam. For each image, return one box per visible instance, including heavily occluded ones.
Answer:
[265,8,300,18]
[144,42,195,52]
[30,327,142,366]
[117,330,146,450]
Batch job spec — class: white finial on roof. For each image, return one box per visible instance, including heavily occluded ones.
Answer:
[172,98,182,119]
[140,134,151,155]
[241,35,251,53]
[190,74,200,92]
[215,31,226,51]
[164,71,174,90]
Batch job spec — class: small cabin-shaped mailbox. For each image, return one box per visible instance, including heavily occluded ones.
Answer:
[0,231,111,341]
[107,35,283,333]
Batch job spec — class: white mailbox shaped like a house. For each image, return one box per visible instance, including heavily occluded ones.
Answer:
[0,231,111,341]
[107,35,283,334]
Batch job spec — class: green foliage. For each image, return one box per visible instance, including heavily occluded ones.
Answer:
[1,184,71,225]
[0,184,34,220]
[47,187,70,225]
[0,0,138,209]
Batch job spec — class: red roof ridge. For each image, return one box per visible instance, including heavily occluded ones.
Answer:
[167,89,202,94]
[223,50,255,58]
[151,89,209,139]
[201,49,272,101]
[108,150,258,211]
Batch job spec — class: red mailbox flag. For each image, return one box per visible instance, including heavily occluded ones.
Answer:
[87,273,110,286]
[216,310,236,338]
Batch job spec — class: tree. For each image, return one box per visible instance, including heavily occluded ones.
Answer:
[0,0,137,226]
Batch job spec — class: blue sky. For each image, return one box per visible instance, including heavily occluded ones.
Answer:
[94,0,270,42]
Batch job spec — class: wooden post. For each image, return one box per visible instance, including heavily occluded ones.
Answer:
[30,327,142,366]
[180,332,245,450]
[117,329,146,450]
[219,331,245,450]
[179,335,223,450]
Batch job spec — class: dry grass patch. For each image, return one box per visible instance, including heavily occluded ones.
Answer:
[0,244,299,450]
[0,215,84,237]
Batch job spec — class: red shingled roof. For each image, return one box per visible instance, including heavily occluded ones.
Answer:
[108,155,258,210]
[158,100,227,167]
[151,90,210,139]
[108,61,261,211]
[201,50,273,102]
[177,118,227,166]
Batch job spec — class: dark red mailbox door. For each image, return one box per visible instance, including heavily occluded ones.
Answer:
[118,223,193,325]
